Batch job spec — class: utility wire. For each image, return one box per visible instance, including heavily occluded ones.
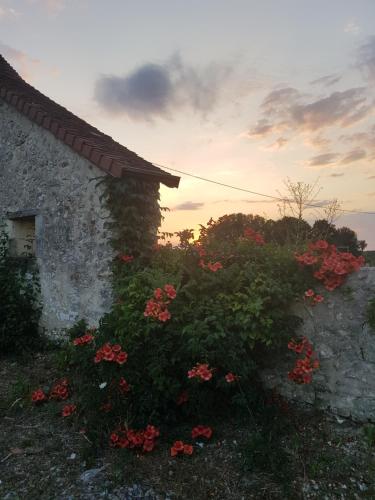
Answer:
[156,163,375,216]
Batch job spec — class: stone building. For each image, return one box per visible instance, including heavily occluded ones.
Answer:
[0,54,179,333]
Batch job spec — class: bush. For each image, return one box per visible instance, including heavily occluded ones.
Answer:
[62,229,310,441]
[0,225,41,353]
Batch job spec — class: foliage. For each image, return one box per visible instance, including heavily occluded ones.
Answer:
[367,298,375,331]
[364,251,375,266]
[201,212,367,252]
[0,224,41,353]
[59,225,310,445]
[363,424,375,447]
[101,176,162,269]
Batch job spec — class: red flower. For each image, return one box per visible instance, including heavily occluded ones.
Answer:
[164,284,177,299]
[94,343,127,365]
[154,288,164,300]
[73,332,94,346]
[170,440,186,457]
[50,380,69,401]
[119,377,131,394]
[144,425,160,441]
[207,261,223,272]
[145,285,177,322]
[62,404,76,417]
[183,444,194,455]
[304,289,315,298]
[116,351,128,365]
[243,227,265,245]
[31,388,47,403]
[188,363,214,382]
[119,254,134,263]
[110,425,159,453]
[110,432,119,444]
[143,440,155,452]
[158,310,171,322]
[288,337,319,384]
[314,294,324,303]
[225,372,238,383]
[192,425,213,440]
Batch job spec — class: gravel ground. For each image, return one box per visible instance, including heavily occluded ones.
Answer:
[1,352,375,499]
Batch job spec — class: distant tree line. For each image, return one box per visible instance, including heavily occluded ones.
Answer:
[201,213,366,255]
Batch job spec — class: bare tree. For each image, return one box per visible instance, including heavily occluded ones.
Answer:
[322,198,341,225]
[277,177,322,220]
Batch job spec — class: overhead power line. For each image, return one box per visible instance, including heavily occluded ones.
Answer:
[156,163,375,216]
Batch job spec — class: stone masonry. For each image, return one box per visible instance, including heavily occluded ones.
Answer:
[261,266,375,422]
[0,99,114,332]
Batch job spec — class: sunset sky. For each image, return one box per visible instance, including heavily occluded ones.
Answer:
[1,0,374,247]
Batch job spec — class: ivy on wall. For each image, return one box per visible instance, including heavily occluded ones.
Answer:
[100,175,162,286]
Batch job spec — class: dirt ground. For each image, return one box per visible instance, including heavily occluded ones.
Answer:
[1,352,375,500]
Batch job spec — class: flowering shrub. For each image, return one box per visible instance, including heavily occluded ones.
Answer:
[59,225,311,448]
[55,224,365,454]
[296,240,364,291]
[287,337,319,384]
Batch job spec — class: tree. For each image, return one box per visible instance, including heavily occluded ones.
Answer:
[270,216,311,246]
[201,213,268,244]
[277,178,321,220]
[332,226,364,255]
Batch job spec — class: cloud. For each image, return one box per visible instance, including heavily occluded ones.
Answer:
[368,192,375,197]
[357,36,375,84]
[368,175,375,179]
[27,0,66,13]
[328,173,344,178]
[307,153,339,167]
[173,201,205,211]
[304,134,331,150]
[248,119,276,138]
[310,74,341,87]
[94,54,240,121]
[264,137,288,151]
[0,42,40,79]
[339,125,375,160]
[0,4,19,19]
[344,21,360,34]
[340,148,367,164]
[248,86,372,142]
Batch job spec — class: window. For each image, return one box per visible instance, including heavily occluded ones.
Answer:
[7,215,36,257]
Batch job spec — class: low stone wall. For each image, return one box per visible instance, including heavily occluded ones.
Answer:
[261,267,375,422]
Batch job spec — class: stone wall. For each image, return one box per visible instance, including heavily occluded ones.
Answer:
[261,267,375,422]
[0,100,114,333]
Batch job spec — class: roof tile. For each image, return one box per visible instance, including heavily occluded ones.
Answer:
[0,55,179,188]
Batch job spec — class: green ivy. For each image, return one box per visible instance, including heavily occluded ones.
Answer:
[0,224,42,353]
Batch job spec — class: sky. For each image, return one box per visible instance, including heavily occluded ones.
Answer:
[1,0,374,247]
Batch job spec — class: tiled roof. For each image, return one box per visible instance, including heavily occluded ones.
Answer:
[0,55,180,188]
